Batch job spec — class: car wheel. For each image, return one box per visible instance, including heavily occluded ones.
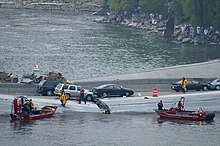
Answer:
[125,92,130,97]
[175,90,180,92]
[202,86,208,91]
[196,89,200,91]
[216,85,220,90]
[46,90,53,96]
[86,95,93,101]
[66,94,70,100]
[102,92,108,98]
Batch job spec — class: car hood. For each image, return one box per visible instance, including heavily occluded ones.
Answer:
[85,89,93,94]
[123,88,133,91]
[171,83,181,86]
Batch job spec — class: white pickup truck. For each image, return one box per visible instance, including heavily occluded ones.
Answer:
[54,83,94,101]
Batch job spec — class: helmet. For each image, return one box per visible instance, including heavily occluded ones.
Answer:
[66,80,70,84]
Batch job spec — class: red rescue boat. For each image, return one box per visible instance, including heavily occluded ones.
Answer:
[154,97,215,121]
[10,96,57,121]
[154,108,215,121]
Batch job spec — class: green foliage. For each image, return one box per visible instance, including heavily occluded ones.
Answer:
[181,0,220,28]
[169,0,184,23]
[139,0,167,14]
[106,0,220,30]
[107,0,138,12]
[213,1,220,30]
[103,0,108,7]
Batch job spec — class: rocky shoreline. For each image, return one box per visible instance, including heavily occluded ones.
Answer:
[94,12,220,46]
[1,1,219,45]
[0,0,102,11]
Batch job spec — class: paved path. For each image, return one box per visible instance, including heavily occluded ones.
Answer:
[77,59,220,82]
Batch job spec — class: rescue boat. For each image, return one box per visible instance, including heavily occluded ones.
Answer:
[154,97,215,121]
[154,108,215,121]
[10,96,57,121]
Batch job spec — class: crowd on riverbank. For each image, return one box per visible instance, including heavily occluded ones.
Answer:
[94,7,220,45]
[1,0,219,45]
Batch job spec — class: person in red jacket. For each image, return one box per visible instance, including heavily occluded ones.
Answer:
[79,88,86,104]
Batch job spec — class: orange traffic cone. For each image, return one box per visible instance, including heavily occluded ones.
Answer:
[152,87,158,97]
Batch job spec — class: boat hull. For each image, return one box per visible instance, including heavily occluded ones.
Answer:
[10,106,57,121]
[154,109,215,121]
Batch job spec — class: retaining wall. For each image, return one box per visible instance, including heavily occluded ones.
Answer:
[0,83,38,95]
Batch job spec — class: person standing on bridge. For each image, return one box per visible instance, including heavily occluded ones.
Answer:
[181,77,188,93]
[60,89,67,107]
[79,87,86,104]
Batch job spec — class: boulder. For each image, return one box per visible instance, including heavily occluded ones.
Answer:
[128,22,137,28]
[176,35,184,41]
[158,27,166,31]
[78,3,100,12]
[194,37,207,44]
[182,38,191,43]
[94,17,105,23]
[172,29,181,37]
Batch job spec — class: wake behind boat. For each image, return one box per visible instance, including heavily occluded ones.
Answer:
[10,96,57,121]
[154,97,215,121]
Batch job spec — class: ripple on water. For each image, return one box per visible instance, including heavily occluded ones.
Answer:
[1,9,220,80]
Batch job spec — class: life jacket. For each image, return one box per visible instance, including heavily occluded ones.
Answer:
[60,91,67,106]
[181,79,188,88]
[30,101,34,109]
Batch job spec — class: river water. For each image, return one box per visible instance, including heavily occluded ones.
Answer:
[0,111,219,146]
[1,8,220,80]
[1,8,220,146]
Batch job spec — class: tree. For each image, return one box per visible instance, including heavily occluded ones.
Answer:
[213,0,220,30]
[103,0,108,8]
[169,0,184,24]
[139,0,167,15]
[181,0,217,28]
[106,0,220,31]
[107,0,138,12]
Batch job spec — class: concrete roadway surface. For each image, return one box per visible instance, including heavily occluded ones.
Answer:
[77,59,220,82]
[102,91,220,113]
[1,91,220,115]
[0,94,100,115]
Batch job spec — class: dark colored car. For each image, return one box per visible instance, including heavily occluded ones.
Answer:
[92,84,134,98]
[37,80,61,96]
[171,80,210,92]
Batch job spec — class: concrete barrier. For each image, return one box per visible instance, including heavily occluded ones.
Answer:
[0,83,38,95]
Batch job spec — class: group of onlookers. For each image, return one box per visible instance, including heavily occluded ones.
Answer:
[180,23,219,41]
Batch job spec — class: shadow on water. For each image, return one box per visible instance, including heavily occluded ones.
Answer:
[154,117,215,126]
[10,120,35,135]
